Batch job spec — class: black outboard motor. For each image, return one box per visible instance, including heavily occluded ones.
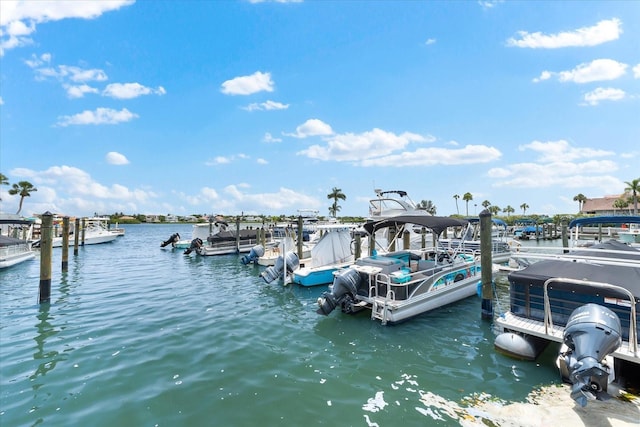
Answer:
[184,238,203,255]
[260,251,299,283]
[161,233,181,248]
[317,268,362,315]
[560,303,622,407]
[241,245,265,265]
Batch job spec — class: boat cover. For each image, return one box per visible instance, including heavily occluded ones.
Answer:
[509,241,640,301]
[363,214,468,237]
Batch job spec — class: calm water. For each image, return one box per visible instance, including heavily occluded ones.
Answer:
[1,224,564,426]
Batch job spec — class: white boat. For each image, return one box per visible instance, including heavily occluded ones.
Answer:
[494,216,640,407]
[439,217,516,264]
[185,220,272,256]
[50,217,118,247]
[618,223,640,245]
[316,214,480,324]
[278,225,356,286]
[0,215,36,269]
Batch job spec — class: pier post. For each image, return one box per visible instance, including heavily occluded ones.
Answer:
[354,232,361,259]
[81,218,86,245]
[236,216,241,253]
[74,218,80,255]
[369,232,375,256]
[421,227,426,250]
[479,209,493,319]
[39,212,53,304]
[62,216,69,272]
[297,215,304,258]
[562,220,569,253]
[403,230,410,250]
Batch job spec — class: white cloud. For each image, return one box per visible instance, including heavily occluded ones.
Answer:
[263,132,282,143]
[298,128,431,161]
[56,107,138,126]
[478,0,503,9]
[519,140,614,162]
[106,152,129,165]
[64,84,99,98]
[425,38,436,45]
[0,96,3,105]
[0,0,134,55]
[633,64,640,79]
[257,158,268,165]
[103,83,166,99]
[360,145,501,167]
[6,165,157,215]
[221,71,274,95]
[206,156,231,165]
[582,87,626,106]
[286,119,333,138]
[242,100,289,111]
[222,185,321,212]
[507,18,622,48]
[30,63,109,82]
[534,59,627,84]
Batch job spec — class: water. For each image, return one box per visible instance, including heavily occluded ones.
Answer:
[1,224,563,426]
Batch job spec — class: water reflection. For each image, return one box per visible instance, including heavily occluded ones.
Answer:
[30,304,61,380]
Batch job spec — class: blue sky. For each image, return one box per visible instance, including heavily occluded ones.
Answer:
[1,0,638,218]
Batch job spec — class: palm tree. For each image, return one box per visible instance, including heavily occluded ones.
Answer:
[503,205,514,217]
[8,181,38,215]
[462,192,473,216]
[453,194,460,215]
[613,197,629,214]
[520,203,529,215]
[0,173,9,201]
[624,178,640,215]
[573,193,587,213]
[417,200,437,215]
[481,200,491,209]
[489,205,501,215]
[326,187,346,219]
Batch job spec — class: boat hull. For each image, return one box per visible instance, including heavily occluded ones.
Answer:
[0,248,36,269]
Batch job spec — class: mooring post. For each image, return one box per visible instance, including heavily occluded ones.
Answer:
[74,217,80,255]
[235,216,241,253]
[403,230,410,250]
[62,216,69,272]
[421,227,426,250]
[39,212,53,304]
[354,232,361,259]
[81,218,86,245]
[297,216,303,258]
[479,209,493,319]
[389,226,396,252]
[562,220,569,253]
[369,231,375,256]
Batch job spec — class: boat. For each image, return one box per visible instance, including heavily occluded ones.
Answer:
[316,214,480,324]
[368,189,421,220]
[194,221,272,256]
[494,219,640,406]
[618,226,640,245]
[0,215,37,269]
[439,217,516,264]
[568,215,640,247]
[289,225,356,286]
[35,216,119,248]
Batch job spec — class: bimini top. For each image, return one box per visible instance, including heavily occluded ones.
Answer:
[466,217,507,228]
[363,214,468,237]
[569,215,640,229]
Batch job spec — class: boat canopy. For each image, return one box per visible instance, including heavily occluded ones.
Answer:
[466,217,507,228]
[363,214,468,237]
[568,215,640,229]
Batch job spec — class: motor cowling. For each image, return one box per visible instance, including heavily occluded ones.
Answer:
[317,268,361,315]
[183,238,203,255]
[560,303,622,407]
[161,233,180,248]
[260,251,299,283]
[241,245,265,265]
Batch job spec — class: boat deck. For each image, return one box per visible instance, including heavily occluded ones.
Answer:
[496,311,639,365]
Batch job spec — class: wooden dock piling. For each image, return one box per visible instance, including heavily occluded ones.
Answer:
[479,209,493,319]
[74,217,80,255]
[39,212,53,304]
[297,216,304,258]
[61,216,69,272]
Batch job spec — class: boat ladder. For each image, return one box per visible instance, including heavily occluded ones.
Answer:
[370,279,395,325]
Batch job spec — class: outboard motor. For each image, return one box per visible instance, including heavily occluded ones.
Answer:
[317,268,362,315]
[184,238,203,255]
[241,245,265,265]
[559,303,622,407]
[161,233,181,248]
[261,251,299,283]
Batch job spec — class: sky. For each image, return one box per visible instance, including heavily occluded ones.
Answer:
[0,0,638,219]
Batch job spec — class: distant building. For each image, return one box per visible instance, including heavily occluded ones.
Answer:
[581,194,633,216]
